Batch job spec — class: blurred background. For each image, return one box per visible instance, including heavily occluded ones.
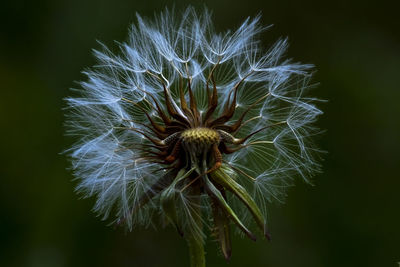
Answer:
[1,0,399,266]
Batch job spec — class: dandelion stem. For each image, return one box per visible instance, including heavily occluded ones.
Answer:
[186,232,205,267]
[186,184,205,267]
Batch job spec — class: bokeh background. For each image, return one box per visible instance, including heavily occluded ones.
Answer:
[1,0,399,266]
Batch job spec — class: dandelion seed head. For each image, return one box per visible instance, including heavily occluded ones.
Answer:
[65,6,323,263]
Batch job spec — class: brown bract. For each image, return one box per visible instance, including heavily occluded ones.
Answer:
[126,71,267,171]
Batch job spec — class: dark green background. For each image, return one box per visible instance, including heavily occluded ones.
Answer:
[1,0,399,266]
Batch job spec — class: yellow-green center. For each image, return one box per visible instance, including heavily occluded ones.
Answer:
[181,127,220,145]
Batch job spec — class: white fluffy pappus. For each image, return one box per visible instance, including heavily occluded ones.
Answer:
[65,7,323,238]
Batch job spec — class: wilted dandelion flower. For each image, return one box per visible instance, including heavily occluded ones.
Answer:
[66,7,322,266]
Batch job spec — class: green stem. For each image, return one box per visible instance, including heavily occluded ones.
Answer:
[186,173,205,267]
[186,234,205,267]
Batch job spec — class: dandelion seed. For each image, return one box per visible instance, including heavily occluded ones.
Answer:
[65,7,322,267]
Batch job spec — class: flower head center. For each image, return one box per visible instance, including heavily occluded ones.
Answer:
[181,127,220,146]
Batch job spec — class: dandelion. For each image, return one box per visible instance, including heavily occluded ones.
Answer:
[65,7,322,267]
